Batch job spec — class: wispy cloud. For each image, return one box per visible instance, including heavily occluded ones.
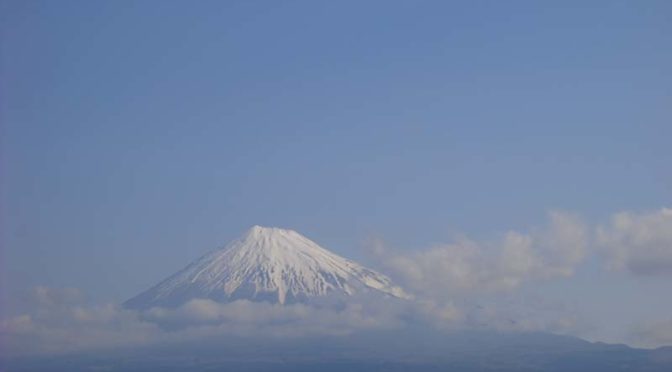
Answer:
[629,318,672,348]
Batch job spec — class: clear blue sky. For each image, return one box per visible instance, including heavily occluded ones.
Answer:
[1,0,670,341]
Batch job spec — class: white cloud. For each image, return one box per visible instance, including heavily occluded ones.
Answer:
[596,208,672,276]
[0,287,409,357]
[142,297,406,337]
[0,303,160,356]
[373,211,588,298]
[3,286,579,357]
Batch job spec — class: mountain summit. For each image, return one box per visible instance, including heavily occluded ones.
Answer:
[124,226,408,309]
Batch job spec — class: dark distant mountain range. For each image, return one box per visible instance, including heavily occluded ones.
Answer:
[4,329,671,371]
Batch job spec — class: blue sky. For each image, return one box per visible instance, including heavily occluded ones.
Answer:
[1,0,671,348]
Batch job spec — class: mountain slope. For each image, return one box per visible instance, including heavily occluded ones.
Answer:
[125,226,408,309]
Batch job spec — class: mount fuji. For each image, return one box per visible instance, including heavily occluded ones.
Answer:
[124,226,408,309]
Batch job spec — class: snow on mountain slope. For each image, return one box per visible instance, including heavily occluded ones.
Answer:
[124,226,408,309]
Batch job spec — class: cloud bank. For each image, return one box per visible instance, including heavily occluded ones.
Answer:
[373,211,588,297]
[367,208,672,348]
[0,287,415,357]
[2,208,672,357]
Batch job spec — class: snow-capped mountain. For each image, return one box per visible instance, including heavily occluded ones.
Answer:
[124,226,408,309]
